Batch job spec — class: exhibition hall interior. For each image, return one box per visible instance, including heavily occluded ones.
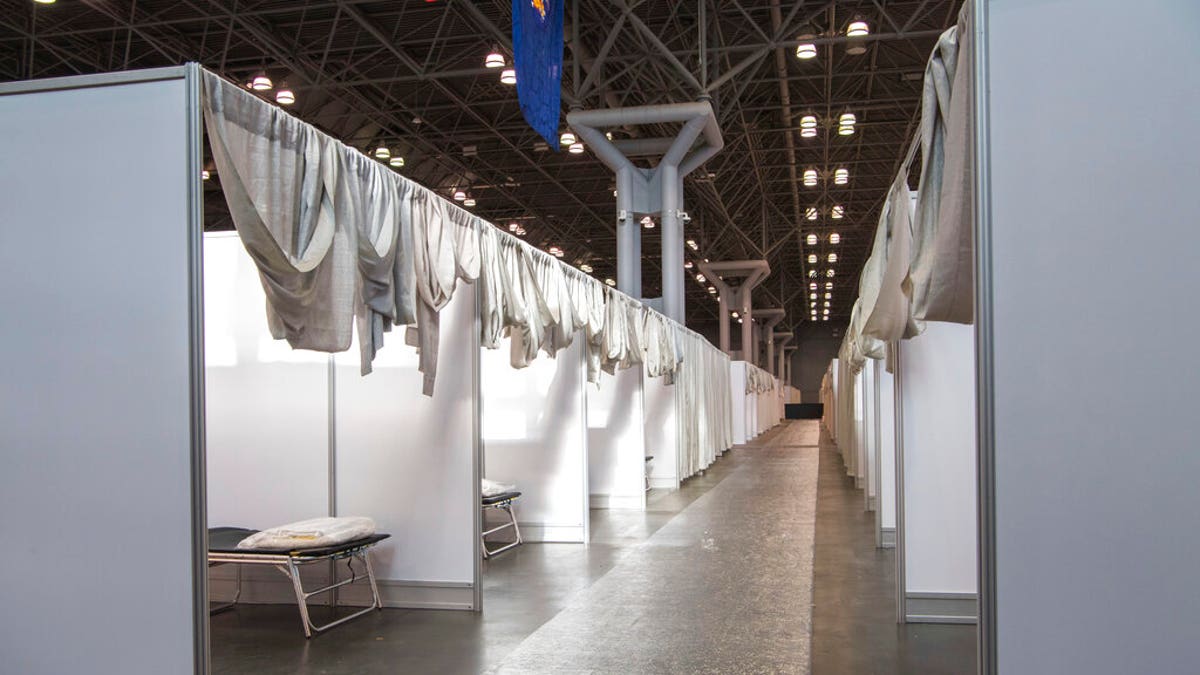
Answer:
[1,1,1196,673]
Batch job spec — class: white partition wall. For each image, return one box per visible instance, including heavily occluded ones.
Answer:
[729,361,749,444]
[862,364,878,511]
[333,288,479,608]
[0,69,204,674]
[979,1,1200,671]
[898,322,977,623]
[587,367,647,510]
[876,362,897,548]
[205,234,330,530]
[644,372,680,489]
[482,338,589,542]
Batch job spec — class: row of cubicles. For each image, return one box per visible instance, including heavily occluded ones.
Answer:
[0,64,782,673]
[825,322,977,624]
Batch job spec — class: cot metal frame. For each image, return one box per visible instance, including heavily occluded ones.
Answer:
[480,495,523,559]
[208,540,383,639]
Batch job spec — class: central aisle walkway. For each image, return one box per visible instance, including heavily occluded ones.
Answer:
[493,421,820,673]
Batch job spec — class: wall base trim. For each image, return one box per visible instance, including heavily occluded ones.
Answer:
[647,476,680,490]
[879,527,896,548]
[589,493,645,510]
[209,571,475,611]
[905,592,977,624]
[518,523,586,543]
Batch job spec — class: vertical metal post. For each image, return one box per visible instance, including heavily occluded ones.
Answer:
[616,167,639,298]
[740,286,753,361]
[718,290,731,352]
[661,164,684,322]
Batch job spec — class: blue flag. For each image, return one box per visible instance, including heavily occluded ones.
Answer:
[512,0,564,151]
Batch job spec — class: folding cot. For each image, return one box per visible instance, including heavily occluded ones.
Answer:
[208,527,389,638]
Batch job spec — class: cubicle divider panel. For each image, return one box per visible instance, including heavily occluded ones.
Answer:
[729,361,748,444]
[644,371,680,489]
[334,288,479,609]
[877,363,897,547]
[587,366,647,510]
[0,68,203,674]
[899,322,977,623]
[481,337,589,543]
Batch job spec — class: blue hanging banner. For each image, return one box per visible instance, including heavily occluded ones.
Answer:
[512,0,564,151]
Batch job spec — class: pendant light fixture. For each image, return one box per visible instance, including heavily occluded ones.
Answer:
[484,47,506,69]
[250,71,273,91]
[274,84,295,105]
[500,68,517,85]
[374,144,391,161]
[389,155,405,168]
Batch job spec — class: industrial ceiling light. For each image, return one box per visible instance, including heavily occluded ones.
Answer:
[463,196,476,207]
[847,20,870,37]
[828,253,838,263]
[824,301,830,307]
[825,293,832,299]
[684,260,694,269]
[201,170,211,181]
[250,71,273,91]
[605,131,614,141]
[826,268,836,277]
[809,282,817,290]
[579,263,593,273]
[732,311,739,318]
[802,168,818,187]
[831,205,844,219]
[807,254,817,264]
[800,114,818,138]
[500,68,517,85]
[829,232,841,244]
[515,226,527,236]
[452,188,467,201]
[374,144,391,160]
[548,246,564,258]
[484,47,506,69]
[834,168,849,184]
[509,222,520,232]
[839,112,856,126]
[806,233,818,246]
[822,316,829,321]
[838,124,855,136]
[708,286,717,294]
[809,293,817,300]
[275,85,295,105]
[605,278,616,287]
[686,239,699,251]
[560,131,576,146]
[826,282,833,289]
[34,0,56,4]
[696,273,706,283]
[806,206,818,221]
[568,141,585,154]
[808,270,818,278]
[389,155,405,168]
[823,308,830,315]
[641,215,655,229]
[795,42,817,60]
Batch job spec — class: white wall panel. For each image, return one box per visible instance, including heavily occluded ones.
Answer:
[481,337,588,542]
[729,361,748,444]
[0,72,199,674]
[204,234,330,529]
[644,371,679,489]
[985,1,1200,670]
[900,322,977,595]
[878,365,897,531]
[334,288,477,584]
[587,366,646,510]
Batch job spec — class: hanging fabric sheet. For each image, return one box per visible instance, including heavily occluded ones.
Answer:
[201,71,355,353]
[908,4,975,324]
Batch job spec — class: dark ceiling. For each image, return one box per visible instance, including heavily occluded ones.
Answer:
[0,0,960,336]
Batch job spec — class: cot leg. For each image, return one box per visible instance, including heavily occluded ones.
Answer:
[362,551,383,610]
[285,558,314,639]
[507,503,522,545]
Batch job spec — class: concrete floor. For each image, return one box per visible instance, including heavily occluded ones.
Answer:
[210,420,975,674]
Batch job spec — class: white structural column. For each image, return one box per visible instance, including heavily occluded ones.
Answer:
[699,260,770,358]
[757,308,786,371]
[568,103,724,324]
[773,331,794,381]
[615,167,641,297]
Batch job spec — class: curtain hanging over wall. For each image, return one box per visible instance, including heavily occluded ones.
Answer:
[908,3,975,324]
